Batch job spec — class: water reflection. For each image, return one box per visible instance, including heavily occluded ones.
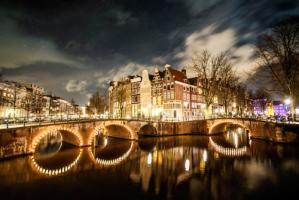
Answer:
[35,130,63,157]
[31,146,82,176]
[224,125,249,148]
[0,133,299,200]
[89,137,134,166]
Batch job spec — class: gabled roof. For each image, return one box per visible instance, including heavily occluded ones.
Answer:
[167,67,187,82]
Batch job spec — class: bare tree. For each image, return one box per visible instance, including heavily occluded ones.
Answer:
[219,63,239,116]
[255,23,299,120]
[116,82,127,118]
[191,50,235,117]
[24,94,32,119]
[252,88,270,115]
[86,91,106,115]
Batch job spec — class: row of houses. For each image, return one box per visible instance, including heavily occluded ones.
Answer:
[109,65,253,121]
[0,80,80,119]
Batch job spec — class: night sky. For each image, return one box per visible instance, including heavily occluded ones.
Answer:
[0,0,298,104]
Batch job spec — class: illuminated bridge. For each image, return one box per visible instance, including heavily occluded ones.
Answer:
[0,118,295,158]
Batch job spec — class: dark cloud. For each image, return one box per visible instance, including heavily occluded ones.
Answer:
[0,0,298,104]
[3,0,190,66]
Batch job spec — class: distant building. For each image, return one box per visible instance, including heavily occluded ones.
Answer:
[42,94,80,119]
[151,67,164,120]
[131,76,141,118]
[272,101,287,116]
[108,64,252,121]
[0,81,44,118]
[0,79,80,119]
[140,70,152,119]
[253,99,287,117]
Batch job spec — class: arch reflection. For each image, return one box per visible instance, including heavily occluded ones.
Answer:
[209,125,250,157]
[35,129,63,158]
[30,148,82,176]
[89,137,134,166]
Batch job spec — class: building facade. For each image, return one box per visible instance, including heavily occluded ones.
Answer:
[108,64,253,121]
[0,80,80,120]
[131,76,141,119]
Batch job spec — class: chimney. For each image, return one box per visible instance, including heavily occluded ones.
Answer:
[181,68,186,76]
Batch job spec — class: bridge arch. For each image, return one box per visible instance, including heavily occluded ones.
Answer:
[208,119,251,135]
[30,127,83,153]
[88,122,137,145]
[138,124,157,135]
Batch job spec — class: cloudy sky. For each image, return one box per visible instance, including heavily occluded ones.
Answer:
[0,0,298,105]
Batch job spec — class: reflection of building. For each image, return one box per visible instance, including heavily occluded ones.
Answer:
[130,147,208,196]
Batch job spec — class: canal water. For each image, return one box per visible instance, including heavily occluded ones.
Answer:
[0,126,299,200]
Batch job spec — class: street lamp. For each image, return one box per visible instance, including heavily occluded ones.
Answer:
[284,98,291,105]
[284,98,292,120]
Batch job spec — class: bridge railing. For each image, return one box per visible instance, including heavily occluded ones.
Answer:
[0,115,297,130]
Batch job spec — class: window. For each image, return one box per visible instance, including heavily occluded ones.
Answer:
[167,85,170,90]
[158,96,161,105]
[171,83,174,89]
[198,88,202,94]
[171,91,174,99]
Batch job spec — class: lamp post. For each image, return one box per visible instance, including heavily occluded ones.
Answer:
[284,98,291,121]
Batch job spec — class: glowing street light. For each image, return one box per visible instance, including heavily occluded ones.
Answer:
[147,153,152,165]
[284,98,291,105]
[203,149,208,162]
[184,159,190,171]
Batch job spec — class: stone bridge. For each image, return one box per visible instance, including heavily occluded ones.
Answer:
[0,118,297,158]
[205,118,297,143]
[0,119,151,156]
